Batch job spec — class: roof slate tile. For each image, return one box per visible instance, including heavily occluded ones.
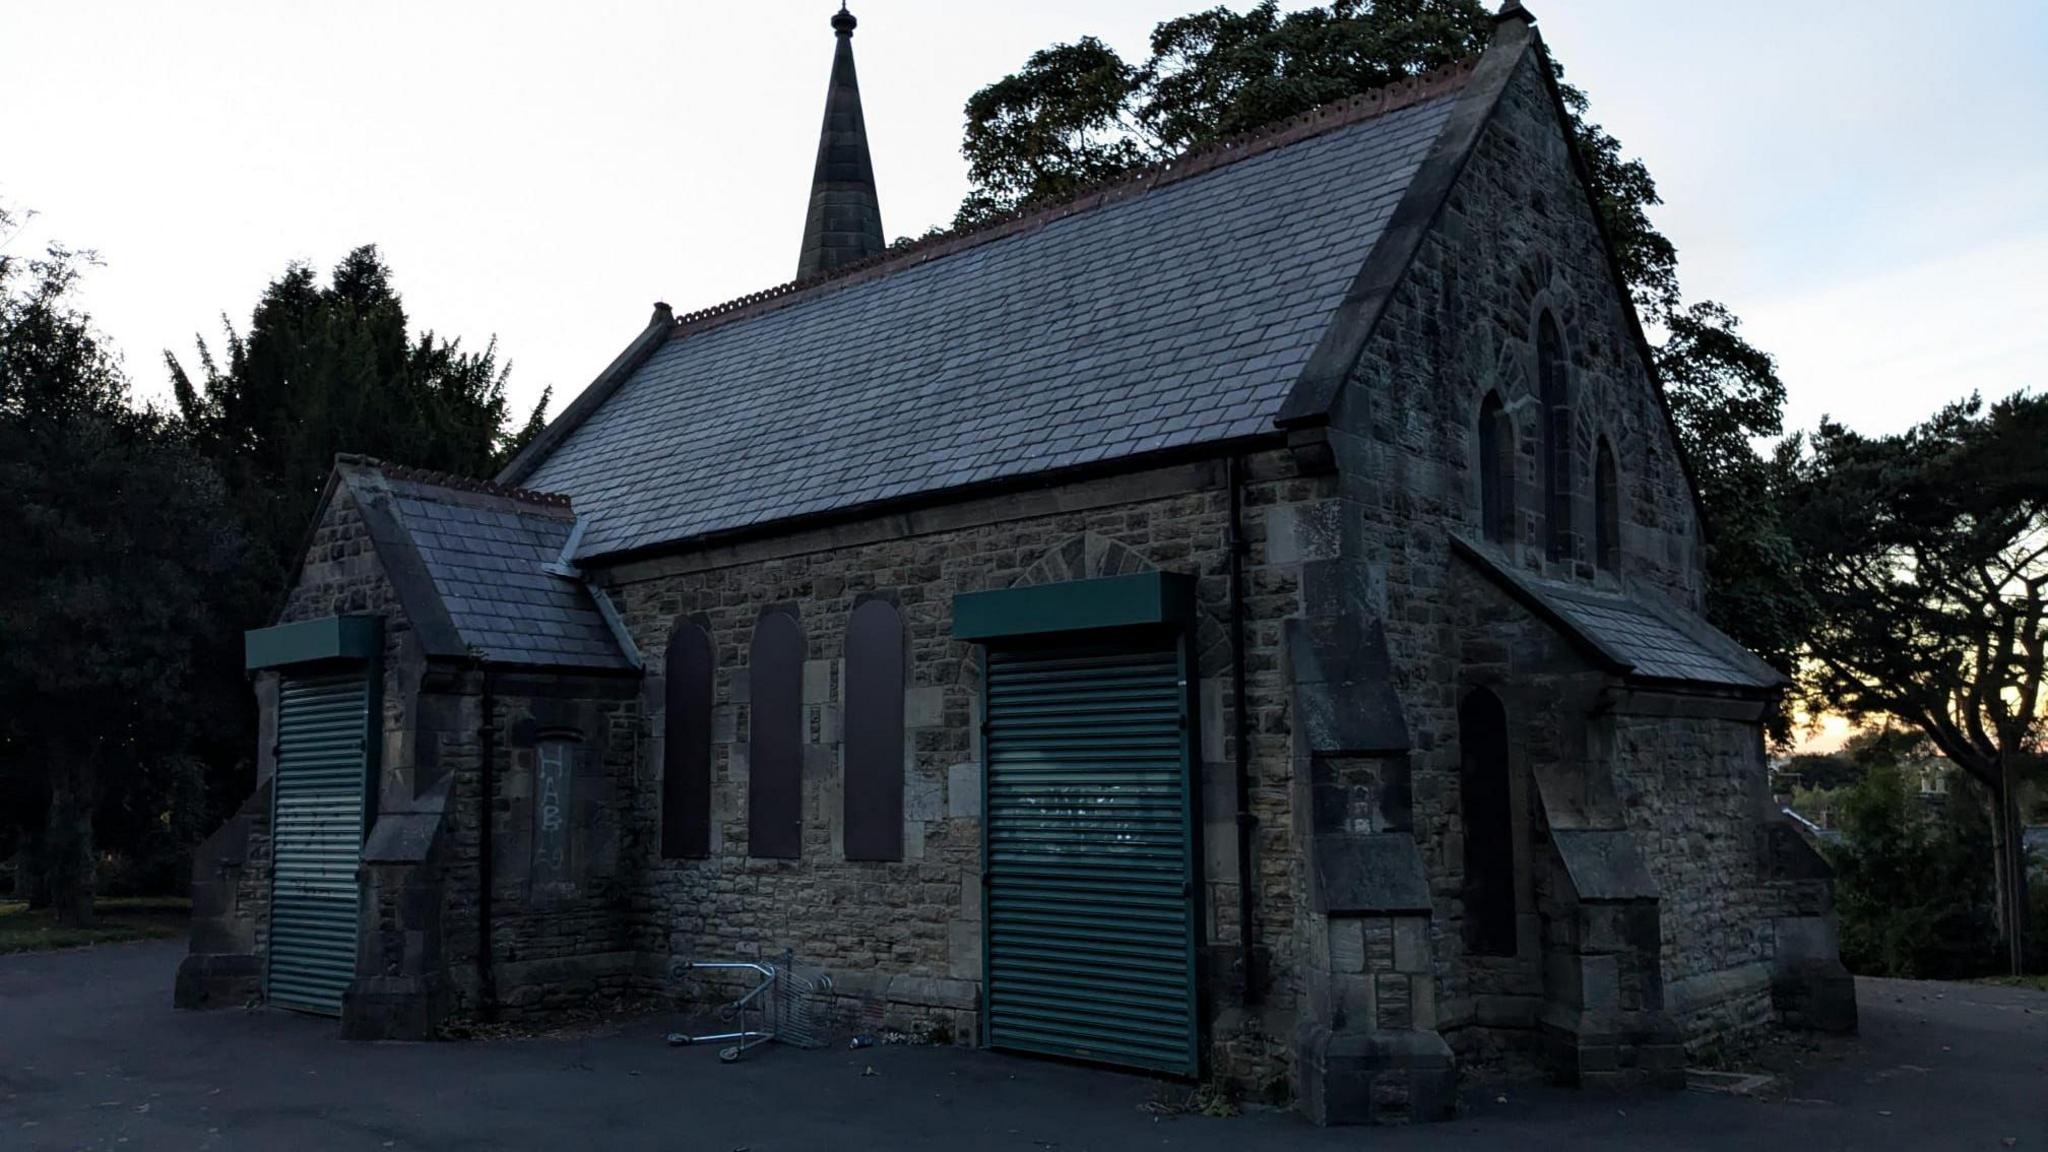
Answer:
[525,94,1460,559]
[357,471,632,670]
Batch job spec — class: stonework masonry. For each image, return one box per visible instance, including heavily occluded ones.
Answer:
[604,453,1330,1098]
[180,19,1853,1126]
[1304,42,1833,1094]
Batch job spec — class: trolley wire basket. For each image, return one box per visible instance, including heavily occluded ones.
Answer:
[668,949,834,1062]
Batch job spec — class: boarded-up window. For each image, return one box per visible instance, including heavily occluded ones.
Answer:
[662,620,713,859]
[1595,438,1620,573]
[1478,391,1514,543]
[1538,311,1573,561]
[748,609,804,859]
[1459,689,1516,957]
[843,599,905,861]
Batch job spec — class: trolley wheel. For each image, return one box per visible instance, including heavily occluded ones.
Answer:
[719,1046,742,1064]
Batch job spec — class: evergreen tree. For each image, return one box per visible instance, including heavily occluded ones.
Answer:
[170,245,542,607]
[0,218,238,925]
[1788,392,2048,973]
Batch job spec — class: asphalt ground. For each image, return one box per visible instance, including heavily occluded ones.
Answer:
[3,941,2043,1151]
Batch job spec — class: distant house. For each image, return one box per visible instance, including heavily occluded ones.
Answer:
[176,4,1853,1125]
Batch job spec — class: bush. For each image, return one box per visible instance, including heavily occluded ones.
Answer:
[2030,872,2048,977]
[1825,763,2002,979]
[96,755,212,898]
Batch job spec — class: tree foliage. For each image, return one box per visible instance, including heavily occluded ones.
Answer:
[0,221,239,925]
[3,223,549,920]
[1826,760,2001,979]
[956,0,1490,226]
[169,245,541,606]
[1788,392,2048,970]
[952,3,1802,685]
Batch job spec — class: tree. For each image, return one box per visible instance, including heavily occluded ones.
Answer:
[1826,759,2001,979]
[952,2,1804,684]
[169,245,544,611]
[0,222,238,925]
[959,37,1149,224]
[955,1,1491,227]
[1788,392,2048,973]
[1655,303,1805,681]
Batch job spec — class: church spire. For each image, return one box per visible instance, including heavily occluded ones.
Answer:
[796,4,885,280]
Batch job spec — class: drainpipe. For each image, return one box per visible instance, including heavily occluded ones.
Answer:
[1226,455,1260,1005]
[477,660,498,1017]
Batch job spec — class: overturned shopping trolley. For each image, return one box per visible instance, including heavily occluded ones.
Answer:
[667,950,834,1062]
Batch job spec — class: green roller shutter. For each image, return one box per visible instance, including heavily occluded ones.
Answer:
[982,637,1198,1077]
[268,672,370,1016]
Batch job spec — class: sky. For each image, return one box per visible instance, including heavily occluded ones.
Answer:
[3,1,2044,441]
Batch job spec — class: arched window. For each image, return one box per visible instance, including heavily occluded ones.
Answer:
[748,609,804,859]
[1538,311,1572,561]
[1459,688,1516,957]
[662,620,714,859]
[1478,392,1514,543]
[843,599,905,861]
[1595,437,1620,573]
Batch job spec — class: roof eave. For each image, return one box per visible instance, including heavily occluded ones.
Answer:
[574,430,1289,570]
[1450,535,1634,674]
[1450,535,1779,696]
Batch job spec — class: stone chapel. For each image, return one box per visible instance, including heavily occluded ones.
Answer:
[178,4,1855,1124]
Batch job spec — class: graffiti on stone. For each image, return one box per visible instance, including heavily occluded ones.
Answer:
[534,740,573,889]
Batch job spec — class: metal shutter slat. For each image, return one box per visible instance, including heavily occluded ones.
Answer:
[267,671,367,1017]
[983,640,1197,1078]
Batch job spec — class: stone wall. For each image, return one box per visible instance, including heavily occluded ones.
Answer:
[185,477,661,1033]
[596,454,1330,1097]
[1437,562,1596,1057]
[1609,706,1775,1039]
[1322,43,1793,1067]
[457,674,647,1018]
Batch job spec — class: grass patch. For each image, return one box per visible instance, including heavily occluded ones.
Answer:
[1979,975,2048,993]
[0,896,189,955]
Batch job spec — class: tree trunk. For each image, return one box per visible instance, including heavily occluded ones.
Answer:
[44,753,96,929]
[1994,772,2029,975]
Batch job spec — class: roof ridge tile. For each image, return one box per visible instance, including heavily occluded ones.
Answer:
[337,453,574,511]
[666,59,1475,340]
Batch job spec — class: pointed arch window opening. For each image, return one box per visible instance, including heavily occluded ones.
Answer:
[1459,687,1517,958]
[843,599,905,862]
[661,620,714,860]
[748,610,805,859]
[1595,437,1620,574]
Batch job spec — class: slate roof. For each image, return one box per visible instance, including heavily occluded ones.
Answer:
[334,461,633,670]
[521,77,1468,560]
[1539,581,1775,688]
[1453,537,1783,691]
